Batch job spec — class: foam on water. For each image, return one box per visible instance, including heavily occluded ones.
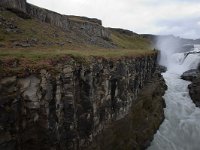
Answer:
[148,45,200,150]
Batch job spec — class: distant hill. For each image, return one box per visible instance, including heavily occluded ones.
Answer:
[0,0,152,51]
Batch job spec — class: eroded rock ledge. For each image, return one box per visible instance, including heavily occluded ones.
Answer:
[0,54,166,150]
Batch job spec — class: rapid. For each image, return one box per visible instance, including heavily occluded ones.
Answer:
[148,44,200,150]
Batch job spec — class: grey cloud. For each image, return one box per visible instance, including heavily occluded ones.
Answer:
[155,17,200,39]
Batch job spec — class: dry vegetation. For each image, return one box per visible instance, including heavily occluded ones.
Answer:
[0,8,155,77]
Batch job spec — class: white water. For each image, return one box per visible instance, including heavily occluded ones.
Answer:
[148,46,200,150]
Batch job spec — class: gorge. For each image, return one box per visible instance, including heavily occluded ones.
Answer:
[1,0,200,150]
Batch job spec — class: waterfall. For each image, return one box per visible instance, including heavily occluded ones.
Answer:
[147,45,200,150]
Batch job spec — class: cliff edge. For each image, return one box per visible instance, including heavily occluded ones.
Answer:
[0,55,166,150]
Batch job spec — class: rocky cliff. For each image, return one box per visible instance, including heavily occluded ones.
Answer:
[0,0,27,13]
[87,71,166,150]
[26,4,69,31]
[0,54,166,150]
[0,0,110,41]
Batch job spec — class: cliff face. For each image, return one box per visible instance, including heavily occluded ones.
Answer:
[26,4,69,31]
[0,54,166,150]
[26,3,110,40]
[0,0,26,13]
[68,18,110,41]
[88,72,166,150]
[0,0,110,40]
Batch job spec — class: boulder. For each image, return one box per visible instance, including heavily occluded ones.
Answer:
[185,65,200,108]
[181,69,200,81]
[188,77,200,107]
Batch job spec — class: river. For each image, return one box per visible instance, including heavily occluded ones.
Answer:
[148,45,200,150]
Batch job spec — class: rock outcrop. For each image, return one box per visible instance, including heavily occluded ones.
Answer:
[0,0,27,13]
[182,66,200,108]
[68,18,110,41]
[26,4,69,31]
[0,54,166,150]
[0,0,111,40]
[188,77,200,107]
[108,28,138,37]
[181,69,200,81]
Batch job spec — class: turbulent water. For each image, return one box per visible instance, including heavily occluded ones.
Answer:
[148,45,200,150]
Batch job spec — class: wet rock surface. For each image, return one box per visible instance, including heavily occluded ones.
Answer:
[0,54,167,150]
[181,69,200,81]
[182,67,200,108]
[188,77,200,107]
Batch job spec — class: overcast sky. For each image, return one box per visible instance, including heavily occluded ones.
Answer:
[27,0,200,39]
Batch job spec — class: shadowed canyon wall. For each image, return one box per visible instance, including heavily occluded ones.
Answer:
[0,54,166,150]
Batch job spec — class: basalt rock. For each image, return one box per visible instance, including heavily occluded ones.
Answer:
[26,4,69,31]
[157,65,167,73]
[181,69,200,81]
[188,76,200,107]
[0,54,166,150]
[182,67,200,108]
[87,72,166,150]
[0,0,110,40]
[0,0,27,13]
